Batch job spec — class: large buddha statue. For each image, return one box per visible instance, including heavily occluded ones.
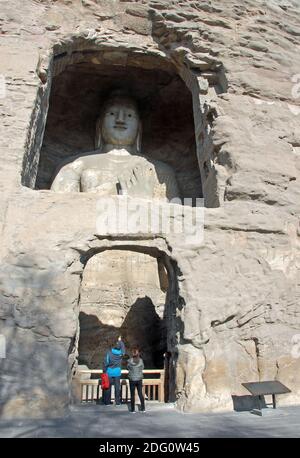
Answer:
[50,91,180,200]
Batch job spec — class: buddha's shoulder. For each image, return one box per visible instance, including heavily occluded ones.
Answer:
[60,151,102,169]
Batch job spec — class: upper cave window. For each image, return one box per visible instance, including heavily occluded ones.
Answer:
[34,56,203,201]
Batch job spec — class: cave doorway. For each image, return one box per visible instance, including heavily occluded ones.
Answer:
[77,249,174,376]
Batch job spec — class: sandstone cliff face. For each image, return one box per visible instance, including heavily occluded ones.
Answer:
[0,0,300,418]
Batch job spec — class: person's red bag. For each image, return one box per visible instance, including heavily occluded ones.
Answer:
[101,373,110,390]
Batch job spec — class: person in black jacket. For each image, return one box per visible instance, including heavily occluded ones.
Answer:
[103,336,125,406]
[127,348,145,413]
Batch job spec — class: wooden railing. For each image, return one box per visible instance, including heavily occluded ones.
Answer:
[77,369,165,404]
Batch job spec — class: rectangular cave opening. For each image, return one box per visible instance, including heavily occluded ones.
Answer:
[33,53,203,202]
[77,250,170,374]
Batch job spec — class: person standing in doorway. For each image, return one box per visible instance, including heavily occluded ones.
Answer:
[127,348,145,413]
[103,336,125,406]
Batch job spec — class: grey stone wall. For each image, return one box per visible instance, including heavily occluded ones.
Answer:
[0,0,300,418]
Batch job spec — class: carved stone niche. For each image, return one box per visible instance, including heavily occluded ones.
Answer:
[35,51,203,202]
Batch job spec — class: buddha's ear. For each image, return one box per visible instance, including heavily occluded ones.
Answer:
[95,117,103,150]
[136,121,142,154]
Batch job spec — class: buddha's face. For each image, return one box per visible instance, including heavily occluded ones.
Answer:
[101,98,140,147]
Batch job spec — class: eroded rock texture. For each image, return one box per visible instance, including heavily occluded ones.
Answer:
[0,0,300,418]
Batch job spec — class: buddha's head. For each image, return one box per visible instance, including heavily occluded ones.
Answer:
[95,91,141,153]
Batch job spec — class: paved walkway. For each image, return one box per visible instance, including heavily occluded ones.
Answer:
[1,403,300,438]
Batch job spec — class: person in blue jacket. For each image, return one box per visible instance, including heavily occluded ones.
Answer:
[103,336,125,406]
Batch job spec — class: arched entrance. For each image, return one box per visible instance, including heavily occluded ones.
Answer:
[78,249,169,370]
[70,244,181,404]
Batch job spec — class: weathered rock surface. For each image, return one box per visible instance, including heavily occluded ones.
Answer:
[0,0,300,418]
